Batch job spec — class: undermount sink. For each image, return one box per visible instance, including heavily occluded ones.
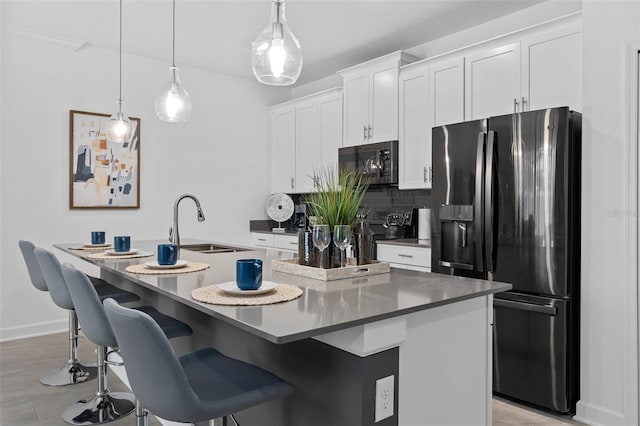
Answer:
[180,243,250,254]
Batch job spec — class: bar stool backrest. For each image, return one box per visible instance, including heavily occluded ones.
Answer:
[103,298,204,421]
[19,240,48,292]
[34,247,74,310]
[61,264,117,349]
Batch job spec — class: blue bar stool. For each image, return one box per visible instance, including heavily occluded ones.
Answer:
[61,263,193,425]
[104,298,294,426]
[18,241,139,386]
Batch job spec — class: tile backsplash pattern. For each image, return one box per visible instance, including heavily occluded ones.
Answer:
[291,187,431,216]
[361,187,431,213]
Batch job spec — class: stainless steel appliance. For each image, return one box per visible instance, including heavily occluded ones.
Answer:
[431,107,581,414]
[338,140,398,185]
[294,203,308,230]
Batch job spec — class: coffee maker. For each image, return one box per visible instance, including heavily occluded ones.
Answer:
[294,204,308,230]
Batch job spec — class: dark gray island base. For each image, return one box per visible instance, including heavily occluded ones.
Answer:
[57,240,510,426]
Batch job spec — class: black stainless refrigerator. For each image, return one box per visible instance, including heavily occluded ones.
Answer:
[431,107,581,414]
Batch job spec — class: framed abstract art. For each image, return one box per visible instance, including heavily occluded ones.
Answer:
[69,110,140,209]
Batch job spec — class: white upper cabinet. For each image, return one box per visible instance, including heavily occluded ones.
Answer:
[399,64,429,189]
[431,58,465,127]
[465,42,521,119]
[339,51,419,147]
[318,91,343,172]
[342,71,370,147]
[521,23,582,112]
[399,57,464,190]
[271,105,296,194]
[270,88,343,194]
[295,100,320,193]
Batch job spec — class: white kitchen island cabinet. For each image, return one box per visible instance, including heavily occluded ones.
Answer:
[339,51,420,147]
[57,239,510,426]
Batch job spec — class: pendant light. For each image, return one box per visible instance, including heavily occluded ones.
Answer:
[251,0,302,86]
[155,0,191,122]
[105,0,132,143]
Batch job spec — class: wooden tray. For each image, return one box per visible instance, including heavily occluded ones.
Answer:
[271,258,390,281]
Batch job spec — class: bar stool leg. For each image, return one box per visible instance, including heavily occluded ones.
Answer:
[135,399,148,426]
[39,311,97,386]
[63,346,135,425]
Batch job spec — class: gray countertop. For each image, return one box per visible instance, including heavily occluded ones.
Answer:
[56,239,510,344]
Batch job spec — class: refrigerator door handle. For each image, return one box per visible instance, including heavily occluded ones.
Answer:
[485,130,496,272]
[494,298,557,316]
[474,132,486,272]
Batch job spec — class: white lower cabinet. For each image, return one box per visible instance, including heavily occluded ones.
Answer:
[376,243,431,272]
[251,232,298,253]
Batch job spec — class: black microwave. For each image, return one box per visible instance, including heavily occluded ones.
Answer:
[338,140,398,185]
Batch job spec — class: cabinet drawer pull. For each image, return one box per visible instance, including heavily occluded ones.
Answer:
[257,238,267,242]
[289,242,297,245]
[398,254,413,258]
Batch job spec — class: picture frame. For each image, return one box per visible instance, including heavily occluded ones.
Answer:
[69,110,140,209]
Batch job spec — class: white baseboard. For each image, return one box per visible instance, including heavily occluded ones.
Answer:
[575,400,626,426]
[0,319,67,342]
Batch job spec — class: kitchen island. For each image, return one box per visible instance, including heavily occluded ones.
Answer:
[57,239,511,426]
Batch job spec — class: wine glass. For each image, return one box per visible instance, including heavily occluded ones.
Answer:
[333,225,352,268]
[312,224,332,268]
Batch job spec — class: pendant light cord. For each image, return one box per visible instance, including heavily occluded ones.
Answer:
[172,0,176,67]
[118,0,123,103]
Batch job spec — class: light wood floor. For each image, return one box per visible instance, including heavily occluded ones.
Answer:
[1,332,587,426]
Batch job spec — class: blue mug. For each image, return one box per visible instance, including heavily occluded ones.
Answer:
[236,259,262,290]
[157,244,178,265]
[114,236,131,252]
[91,231,105,245]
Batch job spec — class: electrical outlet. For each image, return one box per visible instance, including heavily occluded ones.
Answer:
[375,375,394,422]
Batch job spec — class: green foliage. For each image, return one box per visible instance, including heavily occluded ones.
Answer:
[304,167,369,230]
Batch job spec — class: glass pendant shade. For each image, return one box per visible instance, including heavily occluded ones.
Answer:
[105,102,132,144]
[155,66,191,122]
[251,0,302,86]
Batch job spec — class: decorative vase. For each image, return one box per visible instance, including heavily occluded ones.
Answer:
[354,220,374,265]
[298,230,316,266]
[311,240,341,269]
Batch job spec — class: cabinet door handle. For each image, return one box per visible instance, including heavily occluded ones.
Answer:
[289,242,297,245]
[368,125,372,139]
[398,254,414,258]
[521,96,527,112]
[423,166,428,182]
[364,125,368,141]
[290,177,294,190]
[513,98,519,113]
[429,166,433,182]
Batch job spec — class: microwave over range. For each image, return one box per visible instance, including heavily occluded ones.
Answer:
[338,140,398,185]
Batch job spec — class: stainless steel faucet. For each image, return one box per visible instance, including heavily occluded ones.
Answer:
[169,194,206,248]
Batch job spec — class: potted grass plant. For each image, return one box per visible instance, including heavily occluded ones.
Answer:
[304,166,369,268]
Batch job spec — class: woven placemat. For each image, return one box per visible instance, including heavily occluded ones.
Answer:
[125,262,209,275]
[88,251,154,260]
[191,283,303,306]
[69,245,113,251]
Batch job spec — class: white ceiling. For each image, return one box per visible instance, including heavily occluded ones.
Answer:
[2,0,544,85]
